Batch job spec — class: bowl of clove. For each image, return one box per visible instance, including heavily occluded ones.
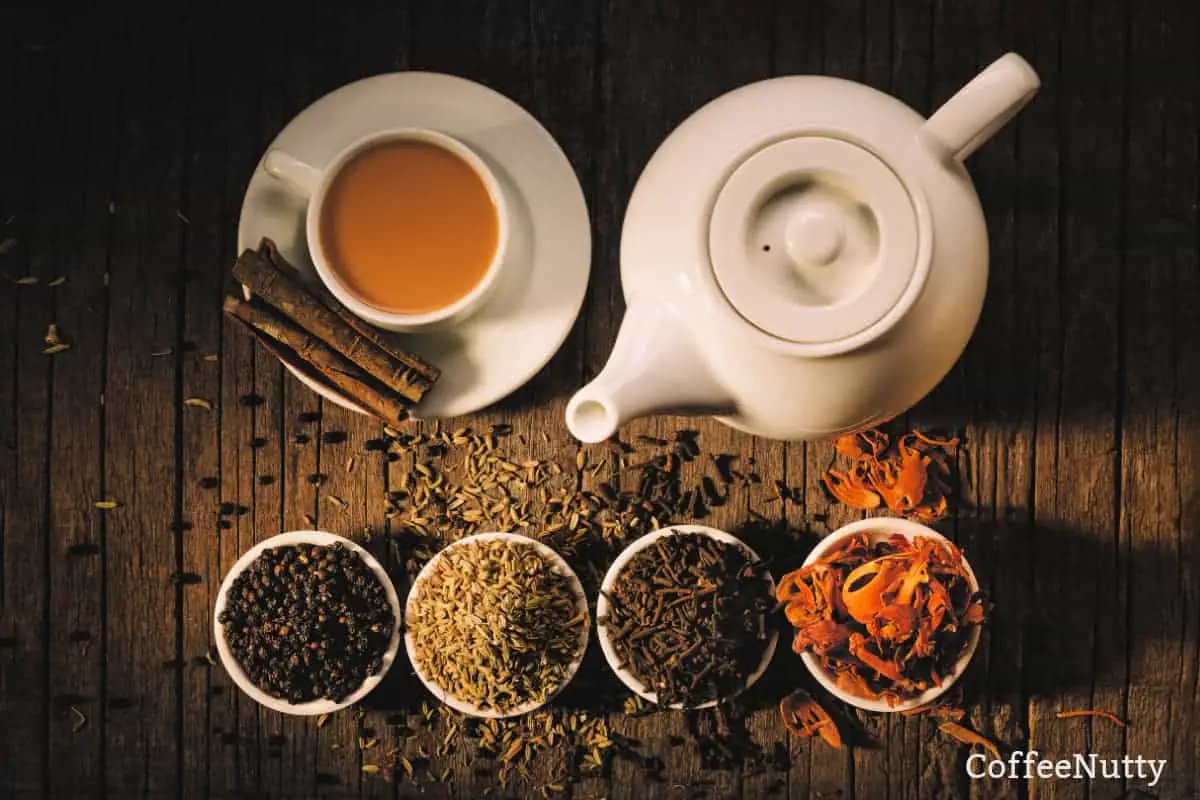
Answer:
[213,531,403,715]
[778,517,985,712]
[597,525,778,709]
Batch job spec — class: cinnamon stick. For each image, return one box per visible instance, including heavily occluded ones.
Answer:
[233,239,439,404]
[261,239,439,379]
[223,296,411,429]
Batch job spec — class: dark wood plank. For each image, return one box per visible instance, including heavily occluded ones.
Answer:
[1172,12,1200,789]
[349,427,392,800]
[0,223,53,798]
[187,19,270,780]
[100,17,188,794]
[178,13,263,798]
[983,5,1066,800]
[955,2,1036,800]
[0,33,52,797]
[43,29,118,798]
[0,2,16,715]
[1027,0,1127,798]
[1119,0,1197,797]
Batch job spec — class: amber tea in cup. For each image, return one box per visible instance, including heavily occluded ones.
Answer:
[264,127,508,332]
[319,137,501,315]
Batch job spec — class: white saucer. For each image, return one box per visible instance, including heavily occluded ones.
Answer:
[237,72,591,418]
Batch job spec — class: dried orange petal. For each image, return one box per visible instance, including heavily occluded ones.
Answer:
[924,578,954,630]
[775,569,812,603]
[938,721,1001,760]
[792,619,853,655]
[834,433,869,460]
[842,559,905,624]
[1056,709,1127,728]
[867,603,918,642]
[894,541,934,605]
[911,430,960,448]
[823,469,882,510]
[848,634,906,683]
[780,689,843,749]
[860,428,890,456]
[785,598,819,628]
[835,669,877,700]
[824,427,956,522]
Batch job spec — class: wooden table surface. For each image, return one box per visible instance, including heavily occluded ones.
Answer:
[2,0,1198,798]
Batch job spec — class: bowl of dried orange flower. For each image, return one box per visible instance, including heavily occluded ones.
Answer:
[777,518,986,713]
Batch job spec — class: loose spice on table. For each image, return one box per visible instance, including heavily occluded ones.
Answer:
[822,427,959,521]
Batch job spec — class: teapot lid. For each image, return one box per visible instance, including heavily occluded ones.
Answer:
[708,135,927,355]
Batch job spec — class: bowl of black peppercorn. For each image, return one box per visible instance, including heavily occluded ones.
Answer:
[213,531,401,715]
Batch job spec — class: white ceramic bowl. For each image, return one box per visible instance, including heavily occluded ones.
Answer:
[213,531,403,716]
[404,532,591,719]
[596,525,779,709]
[796,517,981,713]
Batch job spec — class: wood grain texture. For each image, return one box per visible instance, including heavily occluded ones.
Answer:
[179,12,258,798]
[0,0,1198,798]
[43,25,119,798]
[0,24,51,796]
[960,3,1032,800]
[1120,2,1197,799]
[1027,1,1128,799]
[100,13,188,794]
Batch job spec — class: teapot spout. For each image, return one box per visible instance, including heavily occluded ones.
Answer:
[566,298,735,443]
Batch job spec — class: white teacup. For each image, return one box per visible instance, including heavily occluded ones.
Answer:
[263,127,509,332]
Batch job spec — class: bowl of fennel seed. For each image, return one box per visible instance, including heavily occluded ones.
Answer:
[404,532,591,718]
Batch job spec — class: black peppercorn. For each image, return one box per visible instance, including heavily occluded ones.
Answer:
[219,543,394,704]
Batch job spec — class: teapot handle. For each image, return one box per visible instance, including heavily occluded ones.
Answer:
[921,53,1040,162]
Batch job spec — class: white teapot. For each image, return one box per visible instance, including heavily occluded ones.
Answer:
[567,54,1039,443]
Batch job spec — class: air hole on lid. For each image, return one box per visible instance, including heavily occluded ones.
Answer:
[762,244,771,252]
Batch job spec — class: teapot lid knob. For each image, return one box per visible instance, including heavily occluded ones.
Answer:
[786,204,846,268]
[708,135,928,355]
